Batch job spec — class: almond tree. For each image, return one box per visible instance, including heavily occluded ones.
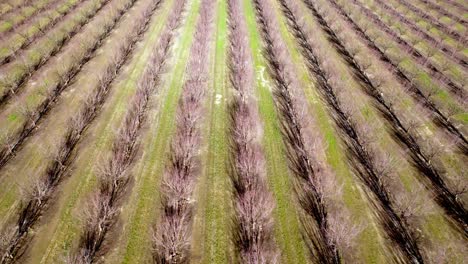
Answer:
[227,0,278,261]
[252,0,359,261]
[0,1,161,262]
[151,0,214,262]
[68,0,187,262]
[277,0,426,261]
[0,0,141,170]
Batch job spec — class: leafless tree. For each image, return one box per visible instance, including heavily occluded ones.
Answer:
[69,0,187,263]
[329,0,468,148]
[0,0,145,171]
[152,0,213,262]
[0,0,164,262]
[227,0,279,262]
[280,0,429,261]
[0,0,114,104]
[252,0,361,262]
[374,0,468,67]
[0,0,65,39]
[318,0,468,243]
[350,0,467,100]
[395,0,464,41]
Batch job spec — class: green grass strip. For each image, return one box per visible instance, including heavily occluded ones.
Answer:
[194,0,234,262]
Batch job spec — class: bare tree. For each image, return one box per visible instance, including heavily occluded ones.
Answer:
[0,0,113,104]
[0,0,144,171]
[322,0,468,240]
[280,0,429,261]
[227,0,278,262]
[69,0,187,263]
[152,0,213,262]
[252,0,361,262]
[0,0,164,262]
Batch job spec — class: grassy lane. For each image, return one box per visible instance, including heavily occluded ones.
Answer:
[202,0,232,261]
[242,0,310,262]
[113,0,202,262]
[346,4,468,250]
[190,0,233,262]
[20,0,177,261]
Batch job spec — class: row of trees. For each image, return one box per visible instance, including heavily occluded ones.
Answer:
[0,0,87,66]
[0,0,161,262]
[68,0,186,262]
[0,0,63,36]
[373,0,468,69]
[394,0,465,41]
[0,0,35,19]
[330,0,467,150]
[444,0,468,14]
[0,0,109,105]
[312,0,467,240]
[279,0,428,262]
[370,0,468,90]
[0,0,140,169]
[151,0,214,262]
[227,0,278,262]
[418,0,467,27]
[354,0,466,99]
[253,0,360,262]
